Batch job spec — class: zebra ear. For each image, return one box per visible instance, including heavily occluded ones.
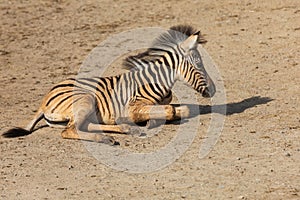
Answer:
[180,31,199,52]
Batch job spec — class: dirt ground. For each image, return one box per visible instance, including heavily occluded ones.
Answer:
[0,0,299,199]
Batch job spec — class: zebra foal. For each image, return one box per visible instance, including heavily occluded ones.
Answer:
[2,25,215,144]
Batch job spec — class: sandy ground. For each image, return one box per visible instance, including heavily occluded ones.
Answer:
[0,0,299,199]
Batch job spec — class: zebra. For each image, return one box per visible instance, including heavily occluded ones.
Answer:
[2,25,216,145]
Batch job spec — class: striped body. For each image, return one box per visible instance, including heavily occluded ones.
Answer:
[42,64,175,126]
[2,25,216,144]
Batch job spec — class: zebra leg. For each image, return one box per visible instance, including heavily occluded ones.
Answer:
[60,95,117,144]
[61,126,117,145]
[129,104,190,123]
[174,105,190,119]
[147,106,189,128]
[87,123,131,133]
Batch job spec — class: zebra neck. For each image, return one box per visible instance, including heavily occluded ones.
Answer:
[141,62,176,90]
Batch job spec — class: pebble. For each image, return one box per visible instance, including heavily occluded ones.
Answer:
[285,152,291,157]
[57,187,67,190]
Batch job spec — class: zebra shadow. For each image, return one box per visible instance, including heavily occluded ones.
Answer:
[170,96,273,124]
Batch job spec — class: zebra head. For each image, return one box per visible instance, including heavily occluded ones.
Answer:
[123,25,216,98]
[177,30,216,98]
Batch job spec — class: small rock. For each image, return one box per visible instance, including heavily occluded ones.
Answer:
[57,187,67,190]
[285,152,291,157]
[139,132,147,137]
[0,50,9,55]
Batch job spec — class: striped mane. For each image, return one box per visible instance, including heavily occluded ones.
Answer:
[123,25,206,70]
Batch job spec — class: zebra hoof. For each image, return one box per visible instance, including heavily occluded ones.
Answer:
[175,105,190,118]
[119,124,131,133]
[128,126,142,137]
[100,136,119,145]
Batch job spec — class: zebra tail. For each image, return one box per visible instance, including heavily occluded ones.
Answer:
[2,127,32,138]
[2,110,44,138]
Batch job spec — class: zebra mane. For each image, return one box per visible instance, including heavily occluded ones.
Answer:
[123,25,206,70]
[152,25,204,49]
